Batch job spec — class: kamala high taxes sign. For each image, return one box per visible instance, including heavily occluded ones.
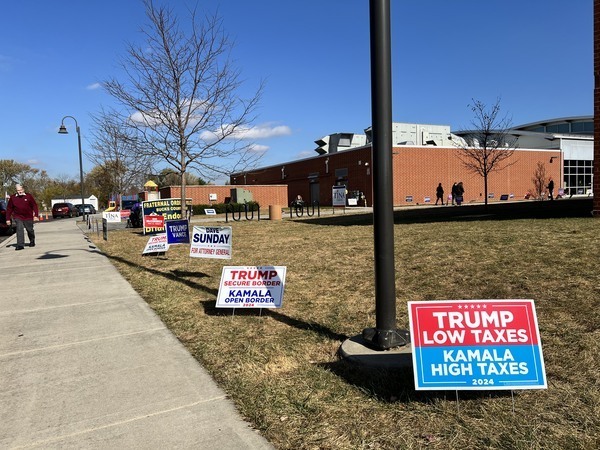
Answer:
[408,299,547,390]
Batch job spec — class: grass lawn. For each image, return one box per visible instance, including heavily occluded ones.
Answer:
[90,212,599,449]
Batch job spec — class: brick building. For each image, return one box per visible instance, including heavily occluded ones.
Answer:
[157,184,288,207]
[230,144,562,207]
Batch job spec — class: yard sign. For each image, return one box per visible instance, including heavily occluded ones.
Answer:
[332,185,346,206]
[189,226,232,259]
[142,233,169,254]
[408,299,547,391]
[216,266,287,308]
[165,219,190,244]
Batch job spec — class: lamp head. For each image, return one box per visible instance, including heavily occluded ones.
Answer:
[58,124,68,134]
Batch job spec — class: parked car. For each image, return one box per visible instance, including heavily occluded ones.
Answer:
[75,203,97,215]
[0,199,15,235]
[52,202,79,219]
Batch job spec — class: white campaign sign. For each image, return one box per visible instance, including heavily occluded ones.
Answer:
[332,185,346,206]
[142,233,169,254]
[102,211,122,223]
[216,266,287,308]
[189,226,232,259]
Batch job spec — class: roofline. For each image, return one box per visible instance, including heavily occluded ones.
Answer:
[512,115,593,130]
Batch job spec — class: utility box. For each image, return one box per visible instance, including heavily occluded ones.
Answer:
[230,188,253,204]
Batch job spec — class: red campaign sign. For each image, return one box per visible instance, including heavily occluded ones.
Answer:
[409,299,547,390]
[410,300,540,347]
[144,215,165,228]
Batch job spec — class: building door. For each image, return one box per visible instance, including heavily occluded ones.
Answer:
[310,182,320,205]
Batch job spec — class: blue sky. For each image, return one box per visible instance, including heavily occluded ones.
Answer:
[0,0,593,183]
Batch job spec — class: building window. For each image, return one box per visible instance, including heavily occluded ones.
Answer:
[563,159,593,196]
[570,121,594,134]
[335,168,348,179]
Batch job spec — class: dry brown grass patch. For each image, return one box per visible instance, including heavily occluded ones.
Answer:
[90,216,600,449]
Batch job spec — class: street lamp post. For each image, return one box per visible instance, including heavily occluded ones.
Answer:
[361,0,410,350]
[58,116,86,221]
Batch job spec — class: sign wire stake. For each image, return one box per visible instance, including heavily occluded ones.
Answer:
[511,390,515,415]
[455,390,460,414]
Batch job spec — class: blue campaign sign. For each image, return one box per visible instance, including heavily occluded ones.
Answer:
[165,219,190,245]
[408,300,547,391]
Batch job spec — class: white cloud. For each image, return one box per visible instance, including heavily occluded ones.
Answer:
[86,82,101,90]
[200,123,292,143]
[248,144,269,154]
[233,123,292,140]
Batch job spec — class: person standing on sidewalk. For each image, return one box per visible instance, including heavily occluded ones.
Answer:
[6,184,39,250]
[547,177,555,201]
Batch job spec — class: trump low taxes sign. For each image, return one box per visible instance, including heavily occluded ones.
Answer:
[408,299,547,391]
[216,266,286,308]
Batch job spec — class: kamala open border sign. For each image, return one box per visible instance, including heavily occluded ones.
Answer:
[408,299,547,391]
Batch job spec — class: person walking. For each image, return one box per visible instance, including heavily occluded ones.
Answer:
[6,184,39,250]
[547,177,555,201]
[455,182,465,206]
[451,182,458,205]
[435,183,444,205]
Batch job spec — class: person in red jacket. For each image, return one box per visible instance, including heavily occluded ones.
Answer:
[6,184,39,250]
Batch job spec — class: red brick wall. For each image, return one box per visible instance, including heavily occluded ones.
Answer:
[233,146,561,206]
[231,147,373,206]
[160,185,288,207]
[392,147,561,205]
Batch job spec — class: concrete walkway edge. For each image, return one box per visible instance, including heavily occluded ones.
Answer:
[0,219,273,449]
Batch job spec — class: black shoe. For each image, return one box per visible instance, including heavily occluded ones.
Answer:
[15,246,24,251]
[29,242,35,247]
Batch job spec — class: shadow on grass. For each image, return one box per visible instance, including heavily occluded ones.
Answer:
[103,253,217,296]
[298,198,594,227]
[198,299,349,342]
[321,360,513,404]
[268,309,349,341]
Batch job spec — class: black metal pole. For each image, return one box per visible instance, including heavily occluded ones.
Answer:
[76,126,86,221]
[362,0,409,350]
[59,116,86,221]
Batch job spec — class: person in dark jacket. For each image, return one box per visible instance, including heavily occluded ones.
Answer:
[435,183,444,205]
[547,177,555,201]
[451,182,458,205]
[6,184,39,250]
[454,182,465,206]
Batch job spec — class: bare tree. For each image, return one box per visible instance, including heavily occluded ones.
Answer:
[104,0,263,215]
[456,98,517,206]
[88,108,156,208]
[530,161,548,200]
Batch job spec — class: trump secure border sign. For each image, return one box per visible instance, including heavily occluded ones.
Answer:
[216,266,286,308]
[408,299,547,391]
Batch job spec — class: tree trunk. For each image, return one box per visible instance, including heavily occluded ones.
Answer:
[180,161,187,220]
[484,173,489,208]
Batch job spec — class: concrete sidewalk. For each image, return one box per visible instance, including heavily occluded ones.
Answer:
[0,219,273,449]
